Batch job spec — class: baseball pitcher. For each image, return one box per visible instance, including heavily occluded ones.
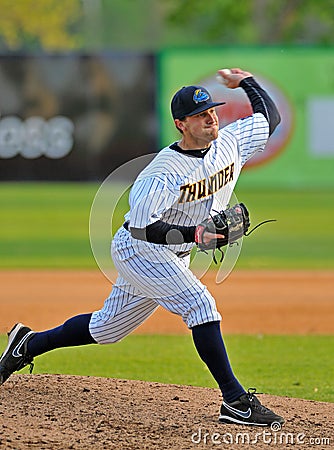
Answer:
[0,68,284,426]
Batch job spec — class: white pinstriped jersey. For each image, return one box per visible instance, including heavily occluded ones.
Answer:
[124,112,269,254]
[90,113,270,339]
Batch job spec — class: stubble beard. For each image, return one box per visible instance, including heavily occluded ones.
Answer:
[206,126,218,142]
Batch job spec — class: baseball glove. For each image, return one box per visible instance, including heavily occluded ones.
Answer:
[195,203,276,263]
[195,203,250,263]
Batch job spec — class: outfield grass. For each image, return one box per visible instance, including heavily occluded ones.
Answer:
[0,182,333,269]
[0,182,97,268]
[1,334,332,403]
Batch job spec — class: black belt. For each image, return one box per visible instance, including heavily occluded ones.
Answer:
[123,221,130,231]
[175,250,191,258]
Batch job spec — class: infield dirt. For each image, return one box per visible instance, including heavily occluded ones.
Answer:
[0,269,333,449]
[0,269,333,335]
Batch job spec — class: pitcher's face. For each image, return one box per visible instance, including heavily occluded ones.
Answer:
[176,108,219,149]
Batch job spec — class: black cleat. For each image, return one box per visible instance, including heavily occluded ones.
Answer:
[219,388,285,426]
[0,323,35,385]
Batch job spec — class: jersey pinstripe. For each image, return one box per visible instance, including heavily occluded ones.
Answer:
[125,112,268,253]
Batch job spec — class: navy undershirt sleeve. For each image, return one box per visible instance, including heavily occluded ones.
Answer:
[240,77,281,135]
[130,221,196,245]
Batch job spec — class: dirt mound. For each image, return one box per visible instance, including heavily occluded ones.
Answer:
[0,374,332,449]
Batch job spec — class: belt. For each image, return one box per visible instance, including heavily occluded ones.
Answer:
[175,250,192,258]
[123,221,130,231]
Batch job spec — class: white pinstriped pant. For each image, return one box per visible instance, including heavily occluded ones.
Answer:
[89,227,221,344]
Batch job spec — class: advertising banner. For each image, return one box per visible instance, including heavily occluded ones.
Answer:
[158,47,334,188]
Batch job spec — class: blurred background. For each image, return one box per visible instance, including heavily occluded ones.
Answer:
[0,0,333,271]
[0,0,333,184]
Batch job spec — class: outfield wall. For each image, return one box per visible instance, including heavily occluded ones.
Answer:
[0,53,157,181]
[0,47,333,188]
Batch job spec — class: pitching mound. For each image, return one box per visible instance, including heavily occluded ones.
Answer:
[0,375,332,449]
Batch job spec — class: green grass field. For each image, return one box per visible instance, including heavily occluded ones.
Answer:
[0,334,332,402]
[0,182,333,402]
[0,182,334,269]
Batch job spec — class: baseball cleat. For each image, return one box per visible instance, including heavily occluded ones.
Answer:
[0,323,35,385]
[219,388,284,426]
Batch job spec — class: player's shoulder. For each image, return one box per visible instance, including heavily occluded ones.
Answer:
[219,112,268,135]
[224,112,267,128]
[147,145,193,166]
[136,146,184,182]
[147,146,178,168]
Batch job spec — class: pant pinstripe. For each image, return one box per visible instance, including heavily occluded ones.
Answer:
[89,227,221,344]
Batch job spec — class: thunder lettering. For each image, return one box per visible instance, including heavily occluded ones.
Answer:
[178,162,234,203]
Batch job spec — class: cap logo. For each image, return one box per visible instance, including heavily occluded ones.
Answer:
[193,89,209,104]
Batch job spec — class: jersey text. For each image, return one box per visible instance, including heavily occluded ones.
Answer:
[178,162,234,203]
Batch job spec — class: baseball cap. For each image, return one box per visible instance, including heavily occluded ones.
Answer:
[171,85,225,120]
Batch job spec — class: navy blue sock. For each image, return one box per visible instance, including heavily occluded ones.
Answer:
[27,313,97,357]
[191,321,246,403]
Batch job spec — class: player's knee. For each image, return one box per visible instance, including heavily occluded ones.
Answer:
[183,308,222,329]
[107,335,124,344]
[90,332,125,345]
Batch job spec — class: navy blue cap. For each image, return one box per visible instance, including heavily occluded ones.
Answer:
[171,85,225,120]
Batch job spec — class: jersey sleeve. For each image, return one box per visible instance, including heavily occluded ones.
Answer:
[240,77,281,136]
[128,175,180,229]
[222,112,269,166]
